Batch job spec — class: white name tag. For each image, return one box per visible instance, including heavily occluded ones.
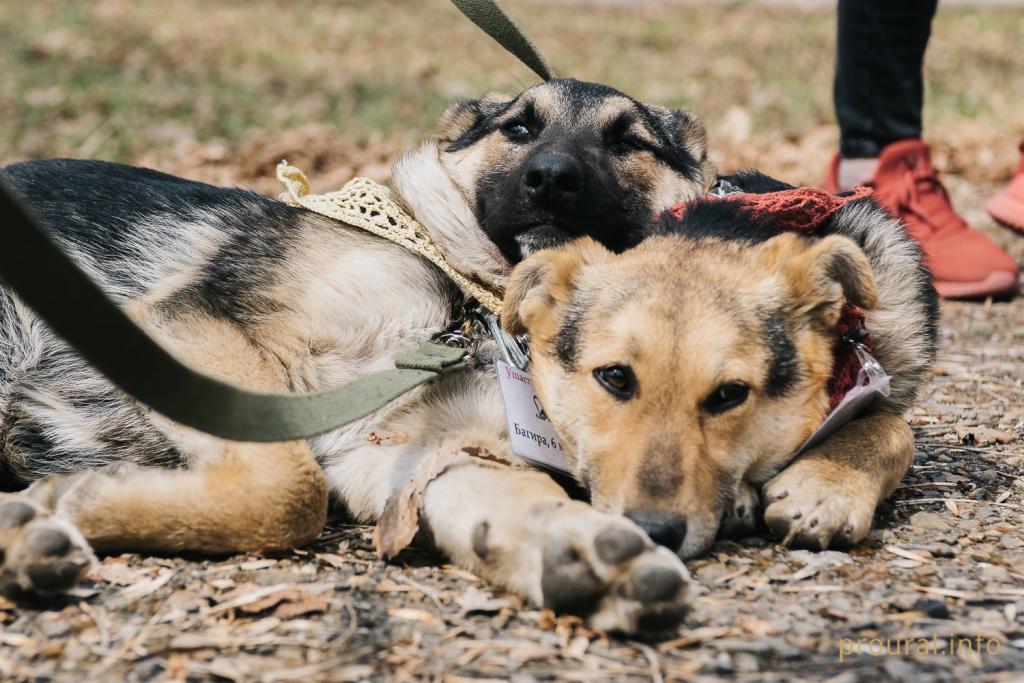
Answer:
[796,344,892,455]
[494,359,572,474]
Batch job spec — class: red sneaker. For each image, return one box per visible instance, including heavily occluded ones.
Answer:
[986,141,1024,235]
[824,139,1019,299]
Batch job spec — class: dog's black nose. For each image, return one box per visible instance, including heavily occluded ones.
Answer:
[522,153,583,205]
[626,510,687,553]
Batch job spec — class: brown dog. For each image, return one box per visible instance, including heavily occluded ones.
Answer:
[502,179,938,558]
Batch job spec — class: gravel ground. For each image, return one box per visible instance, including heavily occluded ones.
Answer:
[1,184,1022,682]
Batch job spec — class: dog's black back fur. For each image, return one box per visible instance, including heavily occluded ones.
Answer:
[1,161,344,482]
[4,160,305,317]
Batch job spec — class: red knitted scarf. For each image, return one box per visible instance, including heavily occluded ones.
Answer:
[667,185,874,410]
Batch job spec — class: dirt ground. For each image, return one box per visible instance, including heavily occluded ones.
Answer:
[2,1,1024,681]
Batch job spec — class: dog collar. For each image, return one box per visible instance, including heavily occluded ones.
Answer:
[669,183,876,410]
[277,162,504,313]
[690,182,874,233]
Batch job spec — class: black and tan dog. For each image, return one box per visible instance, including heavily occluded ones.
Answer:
[502,173,938,559]
[0,79,710,634]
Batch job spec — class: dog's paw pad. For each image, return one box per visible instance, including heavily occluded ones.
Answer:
[763,464,875,550]
[539,506,690,635]
[0,496,95,600]
[594,527,646,564]
[0,500,37,529]
[628,563,685,603]
[541,539,606,613]
[720,480,761,539]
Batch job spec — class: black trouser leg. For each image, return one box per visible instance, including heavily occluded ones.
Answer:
[835,0,939,158]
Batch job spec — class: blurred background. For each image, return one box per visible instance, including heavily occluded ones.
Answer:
[1,0,1022,224]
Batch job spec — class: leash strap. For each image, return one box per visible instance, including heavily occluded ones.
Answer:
[450,0,554,81]
[0,177,469,443]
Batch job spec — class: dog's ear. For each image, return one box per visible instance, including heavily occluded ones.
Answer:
[649,105,715,181]
[772,233,879,325]
[501,237,612,338]
[436,92,514,143]
[669,109,709,165]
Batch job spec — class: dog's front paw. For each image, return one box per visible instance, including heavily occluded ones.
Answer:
[539,503,690,635]
[0,495,96,600]
[763,458,876,550]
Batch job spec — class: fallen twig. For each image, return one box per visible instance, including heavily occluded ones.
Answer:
[895,497,1023,511]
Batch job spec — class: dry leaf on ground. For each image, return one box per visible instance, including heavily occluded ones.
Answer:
[373,448,464,559]
[956,425,1017,446]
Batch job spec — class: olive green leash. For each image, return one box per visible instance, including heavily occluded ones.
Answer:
[450,0,554,81]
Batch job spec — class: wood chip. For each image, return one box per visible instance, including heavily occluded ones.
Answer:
[565,634,590,659]
[779,584,848,593]
[955,425,1016,446]
[0,634,37,648]
[272,594,329,619]
[315,553,348,569]
[886,545,933,563]
[387,608,442,624]
[238,589,303,615]
[658,627,738,651]
[457,586,512,616]
[890,559,923,569]
[737,616,777,637]
[912,584,973,600]
[207,584,300,616]
[90,560,145,586]
[120,568,173,601]
[237,559,277,571]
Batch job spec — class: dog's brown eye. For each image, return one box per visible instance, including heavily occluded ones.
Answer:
[702,383,750,414]
[593,365,637,400]
[502,120,531,141]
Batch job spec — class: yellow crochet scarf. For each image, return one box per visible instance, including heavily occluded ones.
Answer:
[277,162,504,313]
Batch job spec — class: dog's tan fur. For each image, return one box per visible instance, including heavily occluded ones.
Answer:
[26,300,330,554]
[503,228,930,556]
